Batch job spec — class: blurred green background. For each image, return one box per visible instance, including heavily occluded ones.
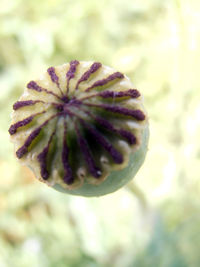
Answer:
[1,0,200,266]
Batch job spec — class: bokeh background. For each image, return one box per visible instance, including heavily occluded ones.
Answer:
[1,0,200,266]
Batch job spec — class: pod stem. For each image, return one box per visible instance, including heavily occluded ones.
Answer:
[126,181,148,211]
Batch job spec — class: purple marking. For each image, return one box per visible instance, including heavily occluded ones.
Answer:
[92,115,137,145]
[85,72,124,92]
[55,104,64,112]
[16,146,28,159]
[66,60,80,93]
[118,129,136,145]
[79,89,140,102]
[27,81,61,100]
[16,127,42,159]
[27,81,42,92]
[68,97,82,106]
[92,115,115,132]
[47,67,64,96]
[75,122,101,178]
[13,100,43,110]
[82,120,123,164]
[16,113,59,159]
[9,111,45,135]
[47,67,59,84]
[83,103,145,121]
[9,117,33,135]
[37,130,56,180]
[66,60,80,79]
[75,62,102,90]
[61,95,69,103]
[62,121,74,185]
[99,89,140,99]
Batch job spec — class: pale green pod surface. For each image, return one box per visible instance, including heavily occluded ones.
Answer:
[9,61,149,197]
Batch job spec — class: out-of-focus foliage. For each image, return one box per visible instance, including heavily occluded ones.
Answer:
[0,0,200,266]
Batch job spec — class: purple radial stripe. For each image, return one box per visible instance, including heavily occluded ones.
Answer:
[62,121,74,185]
[118,129,136,145]
[16,127,42,159]
[27,81,43,92]
[9,111,45,135]
[75,62,102,90]
[92,115,137,145]
[83,103,145,121]
[85,72,124,92]
[47,67,59,84]
[66,60,80,93]
[37,130,56,180]
[16,113,59,159]
[47,67,64,96]
[13,100,44,110]
[66,60,80,79]
[16,146,28,159]
[81,120,123,164]
[99,89,140,99]
[9,117,33,135]
[27,81,61,100]
[78,89,140,102]
[74,122,101,179]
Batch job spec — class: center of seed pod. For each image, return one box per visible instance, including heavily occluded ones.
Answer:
[61,95,69,103]
[55,96,83,113]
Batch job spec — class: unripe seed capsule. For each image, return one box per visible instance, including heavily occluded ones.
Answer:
[9,61,149,197]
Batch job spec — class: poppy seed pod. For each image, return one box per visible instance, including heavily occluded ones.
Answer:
[9,61,149,197]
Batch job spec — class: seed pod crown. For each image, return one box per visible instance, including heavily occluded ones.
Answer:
[9,61,149,197]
